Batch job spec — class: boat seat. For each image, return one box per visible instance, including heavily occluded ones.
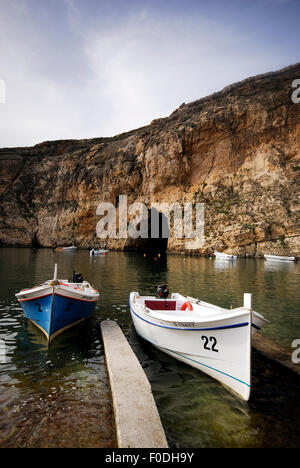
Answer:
[144,300,177,310]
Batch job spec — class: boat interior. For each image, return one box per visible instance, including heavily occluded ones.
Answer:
[135,294,229,315]
[131,292,259,322]
[131,292,268,329]
[144,299,177,310]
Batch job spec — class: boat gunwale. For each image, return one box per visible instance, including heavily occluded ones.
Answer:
[16,280,99,299]
[129,299,251,330]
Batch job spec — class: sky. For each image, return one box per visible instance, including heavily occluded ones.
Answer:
[0,0,299,148]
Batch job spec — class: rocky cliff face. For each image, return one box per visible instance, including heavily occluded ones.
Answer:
[1,63,300,256]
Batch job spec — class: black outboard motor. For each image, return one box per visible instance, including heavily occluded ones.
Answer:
[156,284,169,299]
[72,271,83,283]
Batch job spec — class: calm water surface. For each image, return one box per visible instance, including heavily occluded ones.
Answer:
[0,248,299,447]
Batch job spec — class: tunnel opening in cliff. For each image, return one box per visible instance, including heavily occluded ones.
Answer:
[124,208,169,255]
[32,232,41,249]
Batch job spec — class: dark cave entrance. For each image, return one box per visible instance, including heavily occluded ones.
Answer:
[146,207,169,255]
[32,232,41,249]
[124,207,169,256]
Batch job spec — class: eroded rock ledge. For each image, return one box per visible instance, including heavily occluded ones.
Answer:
[1,63,300,256]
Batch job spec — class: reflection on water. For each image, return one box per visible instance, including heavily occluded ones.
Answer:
[0,248,300,447]
[263,259,298,273]
[213,258,238,271]
[0,312,115,448]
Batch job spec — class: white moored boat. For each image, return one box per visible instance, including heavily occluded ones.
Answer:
[56,245,77,251]
[214,251,237,260]
[264,254,297,263]
[129,285,268,401]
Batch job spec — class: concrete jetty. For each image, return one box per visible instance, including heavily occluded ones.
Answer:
[100,320,168,448]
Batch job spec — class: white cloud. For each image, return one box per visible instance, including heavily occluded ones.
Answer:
[80,11,282,134]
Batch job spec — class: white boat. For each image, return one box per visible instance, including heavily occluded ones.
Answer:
[89,249,109,256]
[264,254,297,263]
[56,245,77,251]
[214,251,237,260]
[129,286,268,401]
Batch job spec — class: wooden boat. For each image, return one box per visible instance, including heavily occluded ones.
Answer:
[89,249,109,256]
[129,286,268,401]
[56,245,77,251]
[264,254,297,263]
[16,265,99,343]
[214,251,237,260]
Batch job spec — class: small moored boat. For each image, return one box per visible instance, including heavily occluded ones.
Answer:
[16,265,99,343]
[264,254,297,263]
[89,249,109,256]
[129,285,268,401]
[214,251,237,260]
[56,245,77,251]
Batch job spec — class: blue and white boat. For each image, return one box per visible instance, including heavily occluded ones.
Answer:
[16,265,100,343]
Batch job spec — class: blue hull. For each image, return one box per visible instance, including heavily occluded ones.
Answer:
[20,292,97,342]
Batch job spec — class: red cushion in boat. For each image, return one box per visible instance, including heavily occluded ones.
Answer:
[144,300,176,310]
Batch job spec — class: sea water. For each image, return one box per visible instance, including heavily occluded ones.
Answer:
[0,248,299,447]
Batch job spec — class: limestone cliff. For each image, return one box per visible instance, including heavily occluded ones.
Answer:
[1,63,300,256]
